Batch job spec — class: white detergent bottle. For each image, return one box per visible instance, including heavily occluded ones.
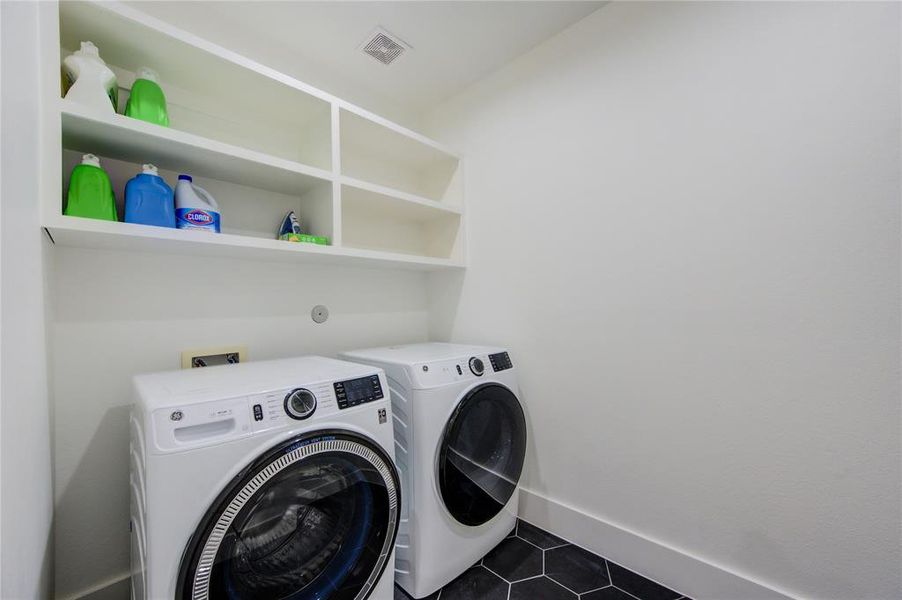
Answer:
[63,41,118,114]
[175,174,221,232]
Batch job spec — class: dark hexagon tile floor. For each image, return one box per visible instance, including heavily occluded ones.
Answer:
[583,587,642,600]
[545,543,610,593]
[394,519,692,600]
[483,537,543,582]
[510,576,575,600]
[515,519,567,550]
[440,566,509,600]
[607,562,684,600]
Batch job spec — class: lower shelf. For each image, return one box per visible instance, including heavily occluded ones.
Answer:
[44,217,465,271]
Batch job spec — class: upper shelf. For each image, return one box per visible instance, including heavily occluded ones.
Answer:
[60,99,332,197]
[340,108,462,205]
[59,0,334,169]
[340,177,462,219]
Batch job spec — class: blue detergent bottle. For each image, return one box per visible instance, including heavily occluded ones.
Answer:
[124,164,175,228]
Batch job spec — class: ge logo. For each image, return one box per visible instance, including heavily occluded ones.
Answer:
[170,410,184,421]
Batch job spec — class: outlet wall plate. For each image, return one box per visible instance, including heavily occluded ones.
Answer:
[181,345,247,369]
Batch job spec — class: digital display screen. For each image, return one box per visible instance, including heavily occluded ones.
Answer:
[334,375,384,410]
[344,377,378,402]
[489,352,513,372]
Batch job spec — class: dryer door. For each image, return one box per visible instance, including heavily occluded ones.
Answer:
[438,383,527,526]
[177,430,399,600]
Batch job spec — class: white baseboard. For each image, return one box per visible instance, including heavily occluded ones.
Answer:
[518,487,797,600]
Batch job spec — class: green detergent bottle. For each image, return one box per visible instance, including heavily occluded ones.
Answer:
[65,154,118,221]
[125,67,169,127]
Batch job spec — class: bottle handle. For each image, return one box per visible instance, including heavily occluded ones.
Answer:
[191,184,219,211]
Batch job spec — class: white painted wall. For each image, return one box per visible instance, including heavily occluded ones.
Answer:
[425,2,901,599]
[49,249,430,599]
[1,2,55,598]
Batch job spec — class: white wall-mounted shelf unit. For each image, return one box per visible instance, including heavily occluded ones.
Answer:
[40,0,466,270]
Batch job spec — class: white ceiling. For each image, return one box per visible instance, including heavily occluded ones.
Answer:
[127,1,604,125]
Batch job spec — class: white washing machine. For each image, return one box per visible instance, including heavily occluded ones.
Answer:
[130,356,400,600]
[339,343,527,599]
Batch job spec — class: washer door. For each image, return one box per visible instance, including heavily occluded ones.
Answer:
[177,431,399,600]
[438,383,527,526]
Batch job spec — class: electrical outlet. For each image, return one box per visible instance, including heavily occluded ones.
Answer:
[181,346,247,369]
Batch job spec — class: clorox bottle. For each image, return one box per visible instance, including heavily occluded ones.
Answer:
[175,175,220,232]
[125,164,174,228]
[62,41,118,114]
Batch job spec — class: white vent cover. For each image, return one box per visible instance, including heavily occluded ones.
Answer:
[359,27,410,65]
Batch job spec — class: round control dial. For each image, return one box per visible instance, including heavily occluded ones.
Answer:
[469,357,485,376]
[284,388,317,420]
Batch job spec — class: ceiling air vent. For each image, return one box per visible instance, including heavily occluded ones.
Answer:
[360,27,410,65]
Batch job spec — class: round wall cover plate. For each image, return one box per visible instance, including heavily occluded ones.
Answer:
[311,305,329,323]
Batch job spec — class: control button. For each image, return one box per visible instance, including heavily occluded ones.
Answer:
[252,404,263,421]
[456,365,463,375]
[469,357,485,376]
[284,388,317,420]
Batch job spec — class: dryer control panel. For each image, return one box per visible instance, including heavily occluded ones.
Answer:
[407,350,514,388]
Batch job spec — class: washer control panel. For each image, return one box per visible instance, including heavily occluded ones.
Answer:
[489,352,513,372]
[248,380,338,434]
[334,374,384,410]
[149,367,389,452]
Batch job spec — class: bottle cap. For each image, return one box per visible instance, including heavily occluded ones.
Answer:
[81,154,101,167]
[78,41,100,57]
[178,174,193,182]
[135,67,160,84]
[142,164,159,175]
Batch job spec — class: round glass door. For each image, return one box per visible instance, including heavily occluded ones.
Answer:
[438,383,527,526]
[177,431,399,600]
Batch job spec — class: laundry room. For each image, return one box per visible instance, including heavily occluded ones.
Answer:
[1,2,899,600]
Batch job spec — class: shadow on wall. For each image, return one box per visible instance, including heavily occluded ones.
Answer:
[427,269,465,341]
[731,530,868,599]
[54,405,133,600]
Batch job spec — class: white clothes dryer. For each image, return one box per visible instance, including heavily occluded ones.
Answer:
[339,343,526,599]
